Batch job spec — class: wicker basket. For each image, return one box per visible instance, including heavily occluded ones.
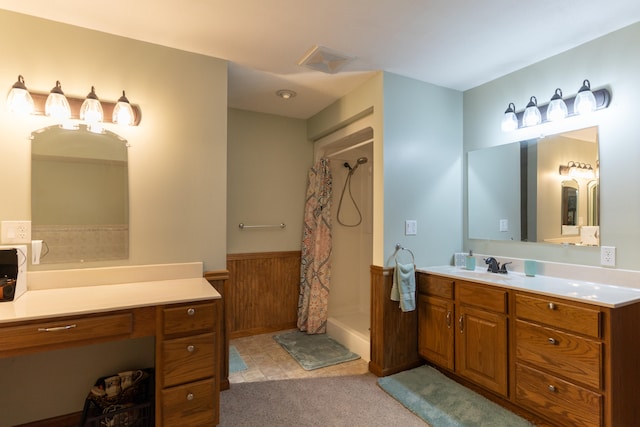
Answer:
[80,368,154,427]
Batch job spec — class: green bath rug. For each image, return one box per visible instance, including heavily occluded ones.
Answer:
[378,365,535,427]
[273,330,360,370]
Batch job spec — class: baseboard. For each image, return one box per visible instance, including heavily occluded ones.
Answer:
[15,412,82,427]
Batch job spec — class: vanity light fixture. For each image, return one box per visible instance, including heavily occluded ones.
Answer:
[6,75,35,115]
[522,96,542,127]
[559,161,596,179]
[501,102,519,132]
[6,76,142,126]
[546,88,568,121]
[574,79,597,115]
[501,79,610,132]
[45,81,71,122]
[80,86,104,132]
[112,91,135,126]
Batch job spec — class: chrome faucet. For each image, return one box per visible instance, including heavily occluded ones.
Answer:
[484,257,511,274]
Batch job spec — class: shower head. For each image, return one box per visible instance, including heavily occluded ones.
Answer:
[348,157,369,174]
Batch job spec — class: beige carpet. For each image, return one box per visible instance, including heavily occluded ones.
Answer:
[220,373,428,426]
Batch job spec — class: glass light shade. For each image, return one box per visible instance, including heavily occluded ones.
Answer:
[501,102,518,132]
[522,96,541,127]
[546,88,568,121]
[574,79,597,115]
[45,81,71,121]
[80,86,104,125]
[6,75,34,115]
[112,90,135,125]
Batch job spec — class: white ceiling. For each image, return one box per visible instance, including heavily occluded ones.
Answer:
[2,1,640,119]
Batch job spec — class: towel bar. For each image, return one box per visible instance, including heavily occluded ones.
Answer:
[238,223,286,230]
[394,243,415,264]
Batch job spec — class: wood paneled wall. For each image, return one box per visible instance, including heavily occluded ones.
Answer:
[369,265,423,376]
[226,251,301,339]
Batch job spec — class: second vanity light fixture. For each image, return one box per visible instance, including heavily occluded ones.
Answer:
[6,75,141,130]
[501,79,610,132]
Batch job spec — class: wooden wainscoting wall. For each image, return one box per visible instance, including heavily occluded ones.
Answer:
[226,251,300,339]
[369,265,423,376]
[204,269,230,391]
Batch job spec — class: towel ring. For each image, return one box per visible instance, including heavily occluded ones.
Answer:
[394,243,415,265]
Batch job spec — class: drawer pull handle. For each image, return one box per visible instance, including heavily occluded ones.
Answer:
[459,315,464,333]
[548,385,557,392]
[446,311,452,328]
[187,308,196,316]
[187,345,195,353]
[186,392,194,401]
[548,302,556,310]
[38,324,77,332]
[548,337,558,345]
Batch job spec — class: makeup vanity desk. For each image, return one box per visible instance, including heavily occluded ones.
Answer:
[0,262,222,427]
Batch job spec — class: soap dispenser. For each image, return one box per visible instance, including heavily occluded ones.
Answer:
[465,250,476,270]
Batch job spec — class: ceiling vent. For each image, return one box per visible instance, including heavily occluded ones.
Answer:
[297,45,354,74]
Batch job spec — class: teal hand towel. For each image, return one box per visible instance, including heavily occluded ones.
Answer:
[390,262,416,312]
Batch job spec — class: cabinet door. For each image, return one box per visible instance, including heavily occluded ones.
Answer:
[418,295,454,370]
[456,305,508,396]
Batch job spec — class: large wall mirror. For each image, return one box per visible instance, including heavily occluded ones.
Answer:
[31,125,129,263]
[468,126,599,246]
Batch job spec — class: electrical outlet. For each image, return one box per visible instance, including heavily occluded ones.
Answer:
[1,221,32,244]
[601,246,616,267]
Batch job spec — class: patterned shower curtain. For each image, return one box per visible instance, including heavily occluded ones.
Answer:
[297,157,333,334]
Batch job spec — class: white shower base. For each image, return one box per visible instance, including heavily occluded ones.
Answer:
[327,311,370,363]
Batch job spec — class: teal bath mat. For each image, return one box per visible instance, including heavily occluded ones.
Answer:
[229,345,247,373]
[378,365,535,427]
[273,330,360,370]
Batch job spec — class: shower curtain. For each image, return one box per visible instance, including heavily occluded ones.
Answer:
[297,157,333,334]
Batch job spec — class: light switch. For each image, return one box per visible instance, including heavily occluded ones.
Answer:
[499,219,508,232]
[405,220,417,236]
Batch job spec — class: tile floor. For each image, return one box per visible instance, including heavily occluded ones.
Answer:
[229,329,370,383]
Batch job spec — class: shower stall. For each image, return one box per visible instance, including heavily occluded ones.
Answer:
[316,126,373,362]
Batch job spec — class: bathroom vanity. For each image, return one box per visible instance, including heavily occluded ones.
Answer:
[0,262,222,426]
[417,266,640,427]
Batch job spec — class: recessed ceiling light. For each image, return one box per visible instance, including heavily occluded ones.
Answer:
[276,89,297,99]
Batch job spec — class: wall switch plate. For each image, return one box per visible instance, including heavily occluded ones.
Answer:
[405,220,417,236]
[1,221,32,244]
[499,219,509,232]
[601,246,616,267]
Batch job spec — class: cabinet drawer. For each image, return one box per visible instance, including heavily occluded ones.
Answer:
[457,281,507,313]
[163,332,216,387]
[515,320,601,389]
[0,313,133,353]
[418,274,453,299]
[163,302,216,336]
[162,377,217,427]
[515,363,601,427]
[516,294,601,338]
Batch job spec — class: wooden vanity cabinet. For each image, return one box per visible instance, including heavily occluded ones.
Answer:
[417,274,508,397]
[157,301,220,426]
[419,272,640,427]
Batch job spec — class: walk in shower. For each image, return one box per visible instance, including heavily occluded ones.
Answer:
[317,126,373,362]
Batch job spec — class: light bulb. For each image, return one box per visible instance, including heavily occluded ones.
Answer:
[574,79,597,115]
[45,81,71,122]
[501,102,518,132]
[112,90,135,125]
[547,88,568,121]
[6,75,35,115]
[522,96,541,127]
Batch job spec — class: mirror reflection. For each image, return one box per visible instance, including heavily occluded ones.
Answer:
[31,125,129,263]
[468,126,599,246]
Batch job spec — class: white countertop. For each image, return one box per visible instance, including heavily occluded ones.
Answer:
[419,265,640,308]
[0,276,220,324]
